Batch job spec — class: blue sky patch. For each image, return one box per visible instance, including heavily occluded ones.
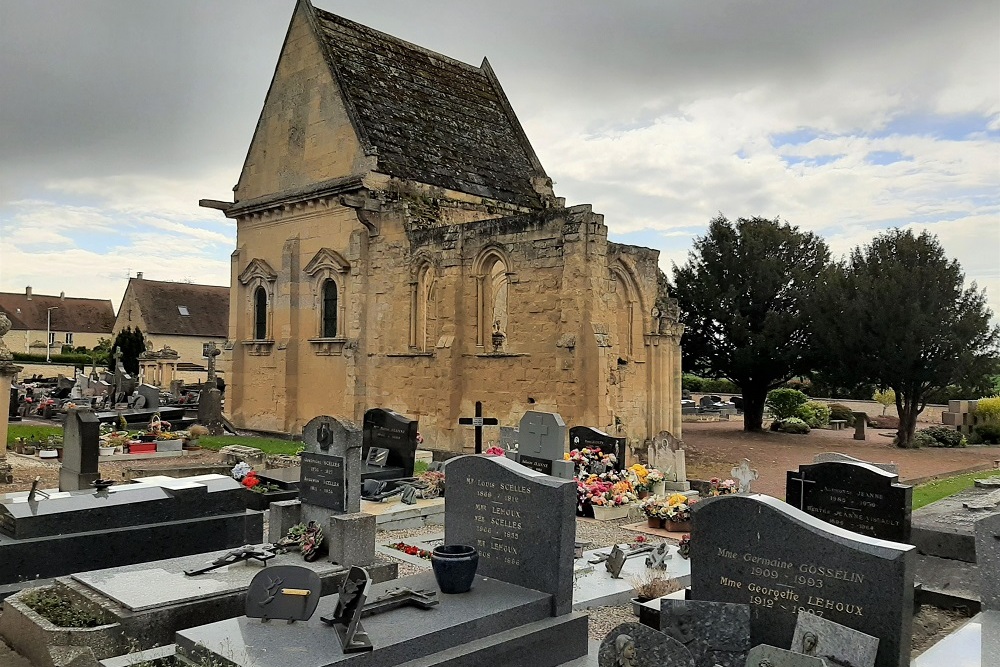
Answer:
[782,154,843,167]
[865,151,911,165]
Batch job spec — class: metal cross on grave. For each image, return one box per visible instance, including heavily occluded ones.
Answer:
[458,401,499,454]
[731,458,760,494]
[787,468,816,510]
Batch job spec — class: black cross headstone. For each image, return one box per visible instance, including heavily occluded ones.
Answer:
[787,469,816,510]
[458,401,499,454]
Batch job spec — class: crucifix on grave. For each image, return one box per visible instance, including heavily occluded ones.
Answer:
[731,458,759,494]
[112,346,125,400]
[787,468,816,510]
[458,401,499,454]
[205,341,221,382]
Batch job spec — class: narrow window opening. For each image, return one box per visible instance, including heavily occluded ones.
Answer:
[322,280,338,338]
[254,287,267,340]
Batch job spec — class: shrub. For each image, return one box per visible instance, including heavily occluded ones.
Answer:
[795,401,831,428]
[869,415,899,429]
[974,422,1000,444]
[976,396,1000,424]
[702,378,739,393]
[828,403,855,427]
[766,389,809,420]
[918,425,966,448]
[910,431,937,448]
[681,374,704,392]
[873,388,896,416]
[772,417,810,434]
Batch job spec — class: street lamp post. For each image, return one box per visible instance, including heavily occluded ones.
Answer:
[46,307,59,363]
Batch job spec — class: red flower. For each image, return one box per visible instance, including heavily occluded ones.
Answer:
[242,472,260,489]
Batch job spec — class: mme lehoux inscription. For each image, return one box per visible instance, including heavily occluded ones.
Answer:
[691,494,914,667]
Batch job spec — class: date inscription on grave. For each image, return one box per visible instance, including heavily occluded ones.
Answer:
[518,455,553,476]
[468,475,532,567]
[300,453,346,512]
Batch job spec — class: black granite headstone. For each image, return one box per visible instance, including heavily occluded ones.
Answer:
[362,408,418,480]
[570,426,627,471]
[444,454,577,616]
[299,453,346,512]
[246,565,322,622]
[690,494,914,667]
[785,461,912,542]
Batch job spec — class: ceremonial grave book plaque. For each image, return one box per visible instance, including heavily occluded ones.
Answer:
[299,453,346,512]
[786,461,912,542]
[444,454,577,616]
[690,494,914,667]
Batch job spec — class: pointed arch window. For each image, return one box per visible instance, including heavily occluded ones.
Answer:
[473,247,514,351]
[322,279,339,338]
[410,260,437,352]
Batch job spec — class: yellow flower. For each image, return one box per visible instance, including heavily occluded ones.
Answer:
[667,493,688,507]
[564,453,571,460]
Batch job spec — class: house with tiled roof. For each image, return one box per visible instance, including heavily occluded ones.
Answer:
[198,0,683,451]
[0,287,115,355]
[113,274,230,385]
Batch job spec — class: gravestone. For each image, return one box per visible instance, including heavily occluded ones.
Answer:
[510,410,574,479]
[361,408,418,481]
[137,383,160,409]
[444,454,577,615]
[745,644,827,667]
[658,599,751,667]
[245,565,322,622]
[274,416,372,567]
[499,425,518,449]
[786,461,912,542]
[197,386,223,435]
[813,452,899,476]
[59,407,100,491]
[690,494,914,667]
[731,459,759,494]
[976,512,1000,610]
[570,426,627,471]
[853,412,867,440]
[791,610,879,667]
[598,622,695,667]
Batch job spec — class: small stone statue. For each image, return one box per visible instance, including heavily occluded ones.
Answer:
[731,459,759,494]
[615,634,636,667]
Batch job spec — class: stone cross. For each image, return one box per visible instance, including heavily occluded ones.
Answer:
[205,342,221,382]
[112,346,125,396]
[731,459,759,494]
[787,469,816,509]
[458,401,499,454]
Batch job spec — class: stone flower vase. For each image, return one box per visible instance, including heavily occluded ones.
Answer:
[431,545,479,594]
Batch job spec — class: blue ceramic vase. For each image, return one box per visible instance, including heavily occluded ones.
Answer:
[431,544,479,594]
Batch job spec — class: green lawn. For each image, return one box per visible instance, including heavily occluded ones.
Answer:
[197,435,302,456]
[7,424,63,444]
[912,469,993,510]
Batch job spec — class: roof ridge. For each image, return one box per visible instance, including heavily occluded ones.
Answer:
[312,6,485,75]
[129,278,228,290]
[0,292,113,303]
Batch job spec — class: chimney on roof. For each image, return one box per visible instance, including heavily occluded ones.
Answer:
[25,286,32,300]
[136,272,143,280]
[60,292,65,300]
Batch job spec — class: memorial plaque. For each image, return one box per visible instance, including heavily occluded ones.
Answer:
[444,454,577,616]
[519,454,553,475]
[570,426,627,471]
[362,408,418,479]
[786,461,912,542]
[691,494,914,667]
[299,453,346,512]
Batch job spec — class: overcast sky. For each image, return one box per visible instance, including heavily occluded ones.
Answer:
[1,0,997,319]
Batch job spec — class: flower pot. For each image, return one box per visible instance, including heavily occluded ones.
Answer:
[637,490,649,500]
[156,440,183,452]
[646,516,664,529]
[631,596,653,616]
[38,449,58,459]
[666,520,692,532]
[592,504,630,521]
[22,446,35,456]
[431,545,479,594]
[129,443,157,454]
[650,481,665,496]
[99,446,115,457]
[139,434,157,443]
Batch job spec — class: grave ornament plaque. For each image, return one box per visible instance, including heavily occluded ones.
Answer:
[327,566,373,653]
[245,565,321,622]
[690,494,913,667]
[598,622,695,667]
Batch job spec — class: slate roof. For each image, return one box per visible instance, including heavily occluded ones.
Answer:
[0,292,115,334]
[310,5,549,209]
[124,279,229,337]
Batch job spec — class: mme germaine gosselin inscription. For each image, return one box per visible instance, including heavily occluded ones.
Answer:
[691,495,914,667]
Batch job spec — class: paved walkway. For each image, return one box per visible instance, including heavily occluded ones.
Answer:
[682,420,1000,498]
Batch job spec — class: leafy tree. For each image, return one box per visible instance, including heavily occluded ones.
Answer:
[813,229,999,448]
[873,388,896,416]
[108,327,146,375]
[673,215,831,431]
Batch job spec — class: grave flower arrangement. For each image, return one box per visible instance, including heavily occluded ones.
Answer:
[661,493,697,522]
[231,462,253,481]
[565,447,617,475]
[709,477,737,495]
[388,541,432,560]
[645,468,665,484]
[627,463,650,492]
[677,534,691,559]
[576,474,636,508]
[483,446,506,457]
[417,470,446,497]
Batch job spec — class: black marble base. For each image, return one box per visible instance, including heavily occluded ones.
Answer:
[177,571,588,667]
[0,511,263,585]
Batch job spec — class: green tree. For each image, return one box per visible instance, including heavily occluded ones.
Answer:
[108,327,146,375]
[672,215,831,431]
[813,229,999,448]
[873,388,896,416]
